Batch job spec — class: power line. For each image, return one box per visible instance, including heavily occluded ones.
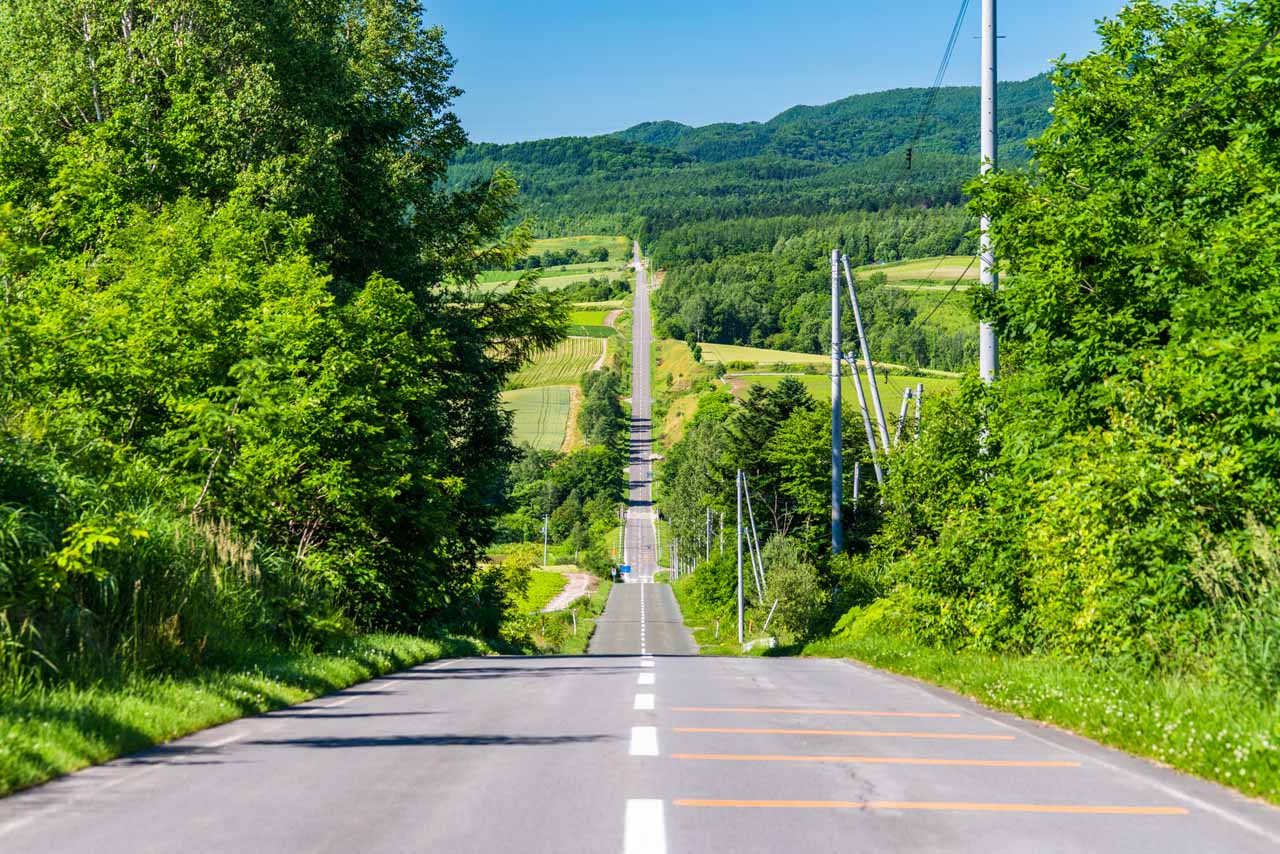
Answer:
[913,256,977,330]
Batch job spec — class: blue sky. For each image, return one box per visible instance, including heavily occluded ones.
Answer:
[425,1,1134,144]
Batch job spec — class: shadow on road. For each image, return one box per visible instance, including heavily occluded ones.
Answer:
[245,733,615,749]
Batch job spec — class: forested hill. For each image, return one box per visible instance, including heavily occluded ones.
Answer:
[449,76,1053,236]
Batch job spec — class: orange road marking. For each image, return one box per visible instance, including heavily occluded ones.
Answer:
[671,754,1078,768]
[674,727,1013,741]
[674,799,1189,816]
[672,707,962,719]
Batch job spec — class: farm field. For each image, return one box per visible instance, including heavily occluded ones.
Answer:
[855,255,978,282]
[478,270,628,294]
[569,309,609,326]
[477,261,618,284]
[724,370,960,404]
[501,386,573,450]
[573,299,625,310]
[699,342,828,366]
[530,235,630,260]
[508,337,605,389]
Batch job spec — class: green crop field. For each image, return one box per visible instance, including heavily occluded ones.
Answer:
[725,371,959,405]
[569,309,609,326]
[855,255,978,282]
[699,343,829,366]
[509,337,605,389]
[530,235,630,260]
[502,386,573,450]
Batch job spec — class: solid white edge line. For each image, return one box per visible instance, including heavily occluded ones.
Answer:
[634,693,655,711]
[624,799,667,854]
[638,672,655,686]
[629,726,660,757]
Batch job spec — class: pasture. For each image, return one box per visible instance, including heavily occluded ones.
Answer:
[478,270,628,295]
[724,370,960,405]
[530,235,630,260]
[698,342,828,366]
[855,255,978,282]
[502,386,573,451]
[509,337,605,389]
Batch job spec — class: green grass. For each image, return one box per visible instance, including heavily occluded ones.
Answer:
[570,309,609,326]
[501,385,572,450]
[0,633,492,795]
[797,630,1280,805]
[724,371,960,404]
[855,255,977,282]
[574,299,625,310]
[529,235,630,260]
[518,570,569,613]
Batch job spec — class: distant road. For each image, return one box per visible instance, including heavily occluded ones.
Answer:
[589,242,695,657]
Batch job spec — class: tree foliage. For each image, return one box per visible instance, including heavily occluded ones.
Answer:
[0,0,566,680]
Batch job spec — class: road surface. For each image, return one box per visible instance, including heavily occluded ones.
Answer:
[4,243,1279,852]
[4,655,1280,853]
[589,242,696,657]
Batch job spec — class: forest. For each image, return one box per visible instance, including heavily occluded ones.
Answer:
[0,1,565,693]
[449,77,1055,237]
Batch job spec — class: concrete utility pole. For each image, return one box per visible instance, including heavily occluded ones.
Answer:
[736,470,744,645]
[705,507,711,562]
[542,514,549,568]
[915,383,924,436]
[842,255,891,450]
[979,0,998,383]
[843,353,885,488]
[895,388,913,446]
[830,250,843,553]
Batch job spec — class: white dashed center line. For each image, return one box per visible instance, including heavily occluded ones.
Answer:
[624,799,667,854]
[629,726,660,756]
[634,693,655,711]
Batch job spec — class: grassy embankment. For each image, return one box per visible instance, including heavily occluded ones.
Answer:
[0,633,494,796]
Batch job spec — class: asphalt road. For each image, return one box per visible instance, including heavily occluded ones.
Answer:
[590,243,695,657]
[622,240,658,584]
[6,654,1280,853]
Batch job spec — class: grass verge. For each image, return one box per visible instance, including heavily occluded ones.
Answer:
[519,570,569,613]
[0,633,492,796]
[796,631,1280,805]
[528,579,612,655]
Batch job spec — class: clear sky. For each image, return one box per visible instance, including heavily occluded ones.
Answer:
[425,0,1134,144]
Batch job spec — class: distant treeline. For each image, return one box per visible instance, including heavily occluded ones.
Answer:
[450,76,1053,236]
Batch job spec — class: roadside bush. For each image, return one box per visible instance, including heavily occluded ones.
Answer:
[762,536,827,641]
